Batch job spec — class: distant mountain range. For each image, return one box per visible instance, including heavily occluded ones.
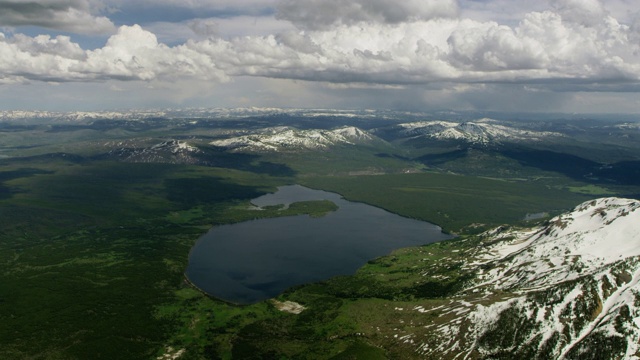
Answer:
[387,119,564,145]
[0,108,403,123]
[4,107,637,124]
[204,118,568,152]
[209,126,380,152]
[4,108,635,185]
[92,115,638,186]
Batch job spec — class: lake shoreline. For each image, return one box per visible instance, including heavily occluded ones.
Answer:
[299,182,454,235]
[185,184,454,304]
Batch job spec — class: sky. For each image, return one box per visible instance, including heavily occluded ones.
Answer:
[0,0,639,113]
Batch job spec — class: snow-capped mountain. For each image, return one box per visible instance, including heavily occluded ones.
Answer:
[105,139,202,164]
[400,197,640,359]
[0,110,168,123]
[0,107,403,124]
[209,126,379,152]
[614,122,640,130]
[393,119,562,145]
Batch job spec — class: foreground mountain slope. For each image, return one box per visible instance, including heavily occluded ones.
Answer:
[409,197,640,359]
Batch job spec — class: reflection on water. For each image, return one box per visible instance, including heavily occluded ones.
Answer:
[186,185,453,304]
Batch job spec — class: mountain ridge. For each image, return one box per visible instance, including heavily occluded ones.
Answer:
[209,126,381,152]
[391,119,564,145]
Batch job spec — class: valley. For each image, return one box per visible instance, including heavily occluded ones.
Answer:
[0,108,639,359]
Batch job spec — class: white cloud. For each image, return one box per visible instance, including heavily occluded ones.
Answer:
[0,0,639,104]
[0,25,229,83]
[447,20,546,72]
[106,0,275,9]
[188,18,220,38]
[203,9,640,86]
[459,0,548,25]
[551,0,607,26]
[138,16,295,45]
[0,0,116,34]
[460,0,638,26]
[276,0,458,30]
[10,33,86,59]
[78,25,228,82]
[0,32,84,82]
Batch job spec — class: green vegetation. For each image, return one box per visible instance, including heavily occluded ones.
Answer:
[301,172,590,233]
[154,287,282,359]
[267,146,414,176]
[164,198,337,225]
[1,116,638,359]
[154,235,479,359]
[222,199,339,222]
[567,184,615,195]
[0,158,297,359]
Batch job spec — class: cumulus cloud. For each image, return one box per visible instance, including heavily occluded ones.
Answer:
[551,0,607,26]
[79,25,229,82]
[0,0,115,34]
[0,32,86,82]
[0,25,228,83]
[188,18,220,38]
[9,33,86,59]
[276,0,458,29]
[212,7,639,86]
[458,0,547,25]
[106,0,274,10]
[0,0,639,93]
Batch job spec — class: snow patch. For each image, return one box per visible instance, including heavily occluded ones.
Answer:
[271,300,306,314]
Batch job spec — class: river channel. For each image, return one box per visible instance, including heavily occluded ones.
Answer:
[185,185,453,304]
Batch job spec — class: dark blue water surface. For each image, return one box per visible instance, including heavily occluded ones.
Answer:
[185,185,453,304]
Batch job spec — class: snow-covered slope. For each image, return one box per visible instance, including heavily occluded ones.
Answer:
[400,197,640,359]
[474,198,640,290]
[394,118,562,145]
[210,126,378,152]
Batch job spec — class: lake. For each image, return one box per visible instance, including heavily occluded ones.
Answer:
[185,185,453,304]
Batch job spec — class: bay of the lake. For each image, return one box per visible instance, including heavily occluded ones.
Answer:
[185,185,453,304]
